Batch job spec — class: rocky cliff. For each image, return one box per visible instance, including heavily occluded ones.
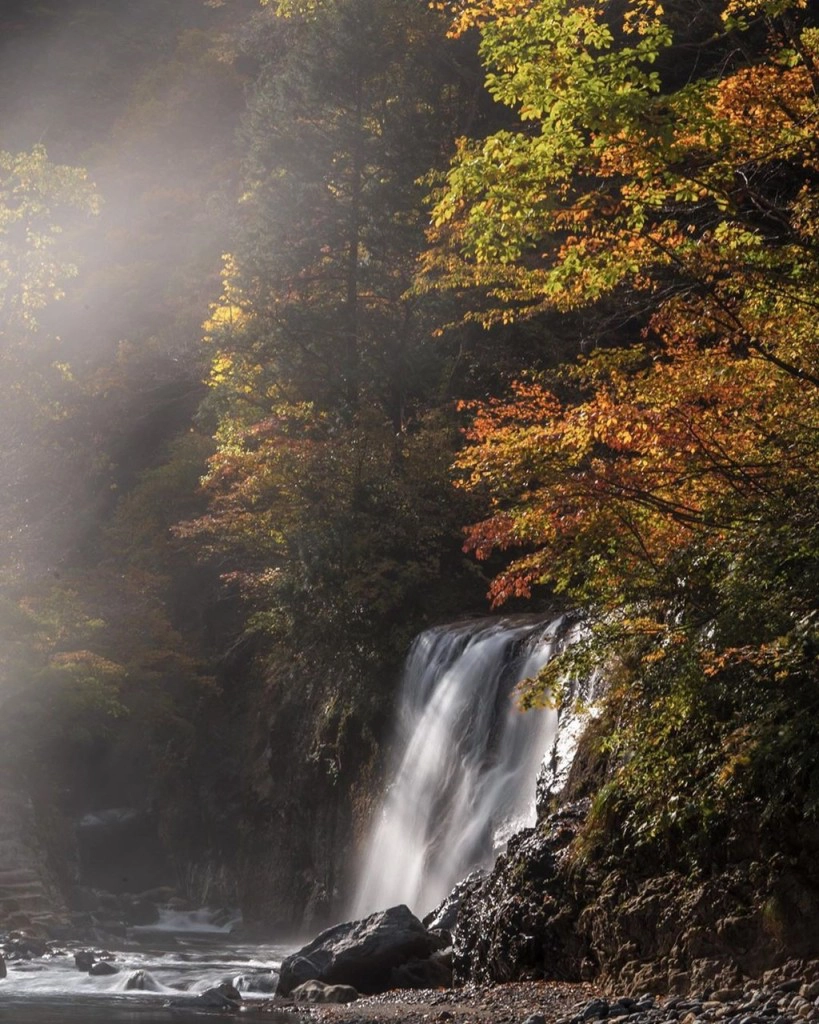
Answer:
[454,722,819,994]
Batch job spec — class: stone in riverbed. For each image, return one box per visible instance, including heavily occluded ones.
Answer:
[233,970,279,993]
[89,959,118,975]
[166,984,242,1011]
[124,969,164,991]
[0,952,6,979]
[5,932,49,958]
[210,982,242,1005]
[276,904,437,996]
[74,950,95,971]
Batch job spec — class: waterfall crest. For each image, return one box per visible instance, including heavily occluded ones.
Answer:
[351,615,570,920]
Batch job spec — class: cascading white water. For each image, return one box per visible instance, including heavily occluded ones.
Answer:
[352,615,570,920]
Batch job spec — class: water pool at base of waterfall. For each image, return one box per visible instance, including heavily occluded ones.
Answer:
[0,998,298,1023]
[0,930,292,1023]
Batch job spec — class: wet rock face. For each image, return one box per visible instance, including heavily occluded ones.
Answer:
[454,801,590,985]
[454,791,819,993]
[276,904,439,996]
[424,870,486,933]
[579,862,819,996]
[229,660,384,934]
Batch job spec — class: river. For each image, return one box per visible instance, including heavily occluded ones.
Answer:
[0,912,292,1023]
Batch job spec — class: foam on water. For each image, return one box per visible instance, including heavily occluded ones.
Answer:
[0,935,285,1006]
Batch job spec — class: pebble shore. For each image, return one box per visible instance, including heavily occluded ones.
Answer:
[264,973,819,1024]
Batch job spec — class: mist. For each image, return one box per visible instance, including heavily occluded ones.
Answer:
[0,0,261,898]
[0,0,254,574]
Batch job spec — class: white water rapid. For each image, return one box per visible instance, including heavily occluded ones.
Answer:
[352,615,571,920]
[0,922,289,1024]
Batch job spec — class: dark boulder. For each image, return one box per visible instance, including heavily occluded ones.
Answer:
[276,904,437,996]
[389,950,453,989]
[0,952,6,979]
[124,969,163,991]
[89,960,119,976]
[74,950,95,972]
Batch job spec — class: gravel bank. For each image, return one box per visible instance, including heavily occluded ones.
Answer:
[264,981,597,1023]
[261,970,819,1024]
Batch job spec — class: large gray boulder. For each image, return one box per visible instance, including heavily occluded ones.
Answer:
[276,904,436,996]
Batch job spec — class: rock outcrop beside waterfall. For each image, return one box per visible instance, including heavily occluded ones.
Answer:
[452,721,819,995]
[453,801,590,985]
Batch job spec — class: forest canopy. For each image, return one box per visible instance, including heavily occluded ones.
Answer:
[421,0,819,846]
[0,0,816,899]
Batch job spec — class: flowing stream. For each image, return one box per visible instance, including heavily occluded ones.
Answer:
[352,615,572,919]
[0,910,289,1023]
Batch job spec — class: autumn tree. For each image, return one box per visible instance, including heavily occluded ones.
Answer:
[188,0,488,658]
[424,0,819,848]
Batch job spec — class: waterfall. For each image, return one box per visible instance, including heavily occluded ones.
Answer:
[351,615,571,920]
